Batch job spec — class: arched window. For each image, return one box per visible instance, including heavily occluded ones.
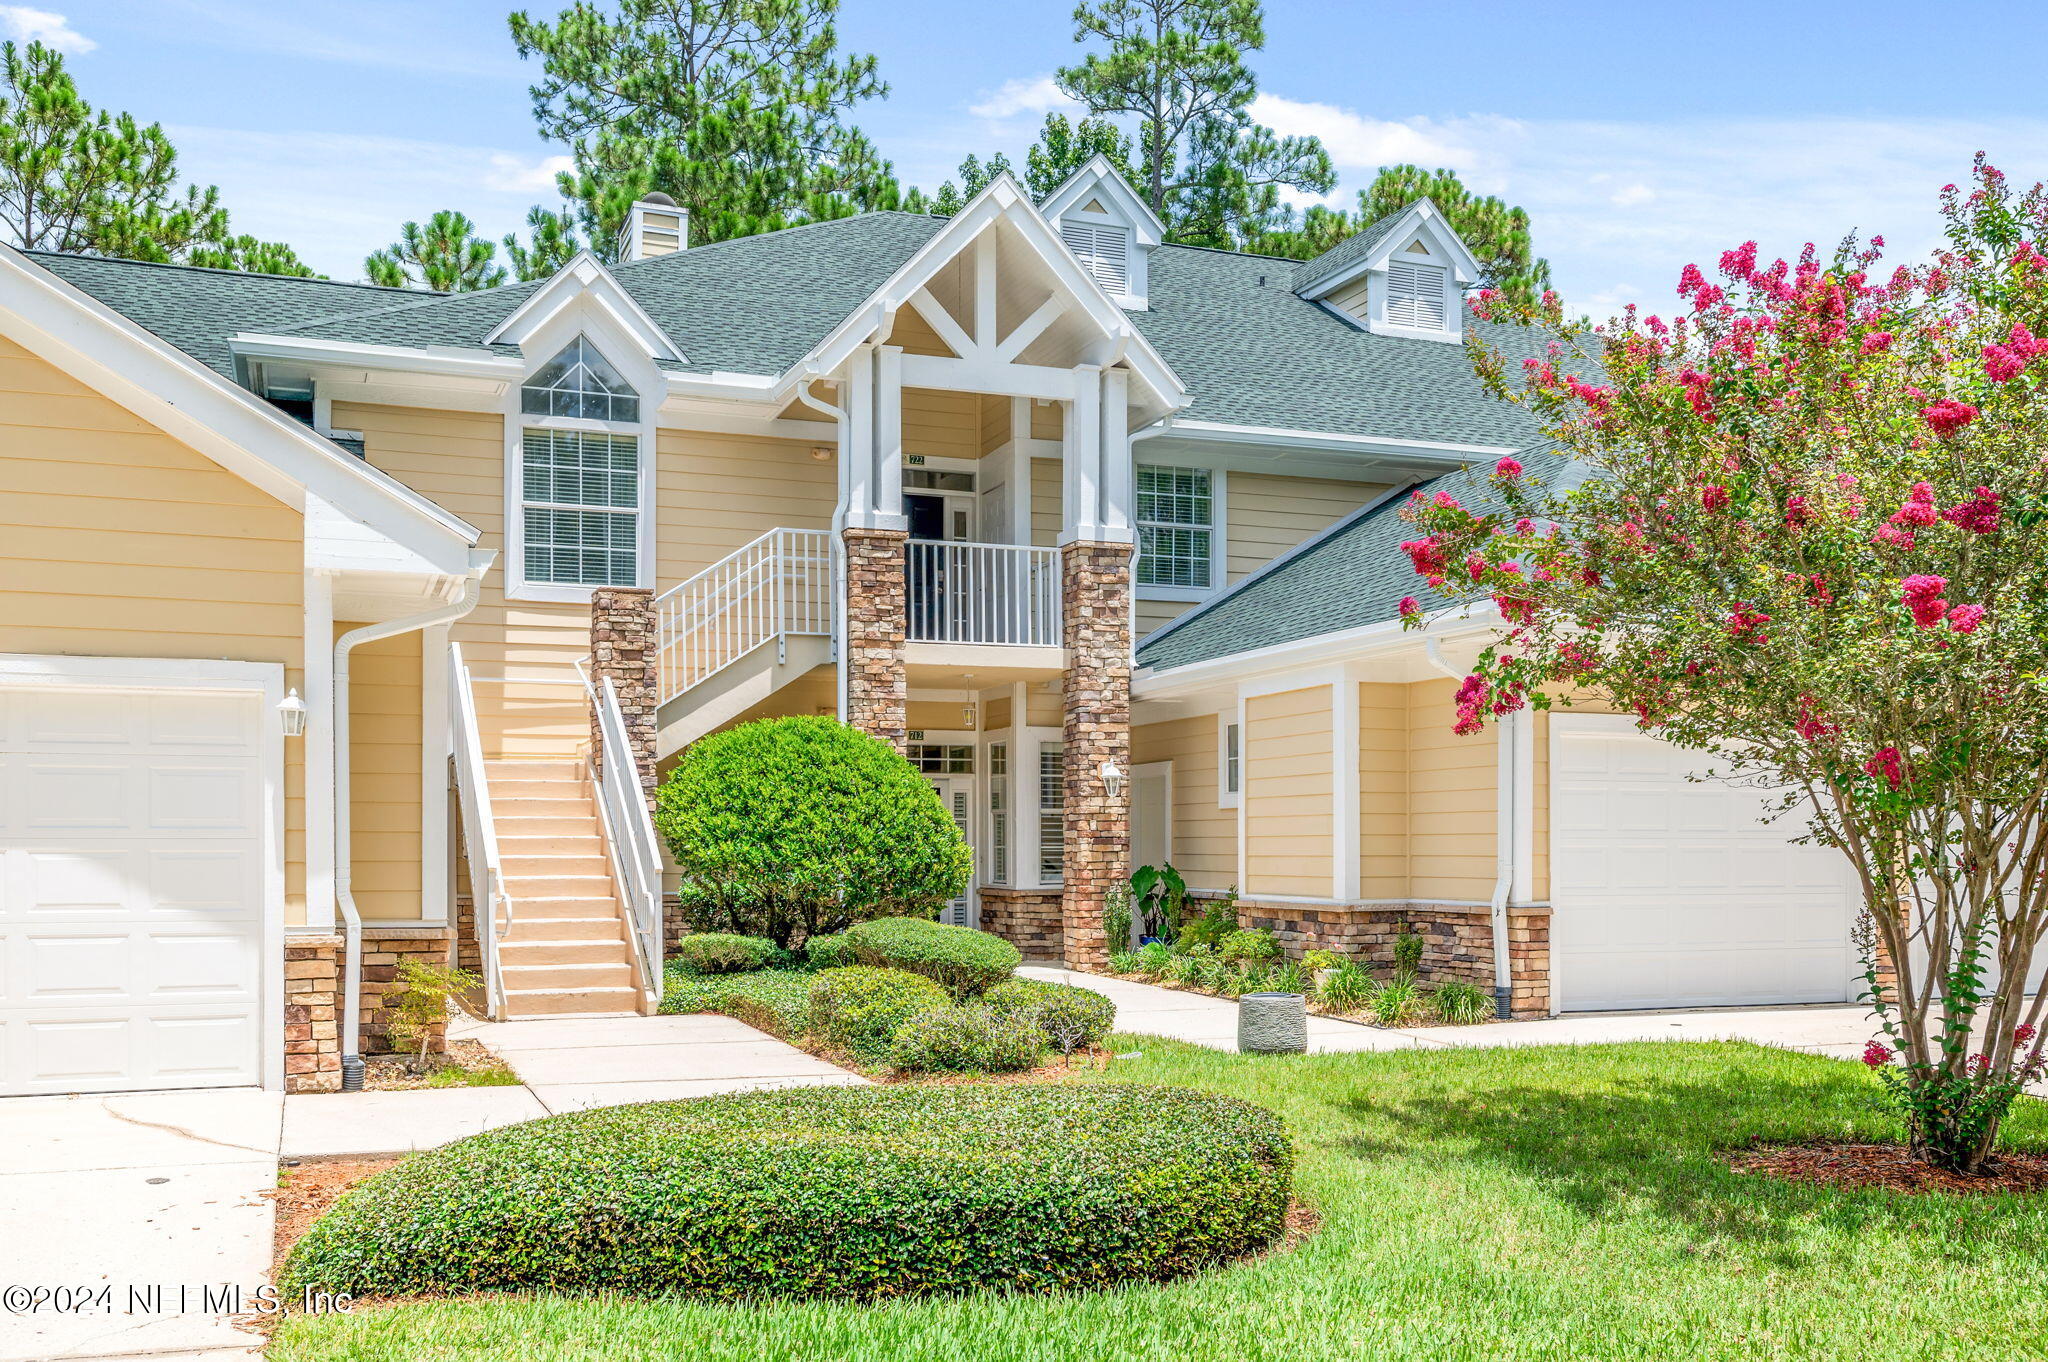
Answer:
[520,336,640,422]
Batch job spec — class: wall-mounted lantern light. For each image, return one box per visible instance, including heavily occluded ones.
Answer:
[1100,760,1125,800]
[277,688,308,737]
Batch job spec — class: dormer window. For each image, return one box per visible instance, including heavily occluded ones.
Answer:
[1061,216,1132,295]
[1385,260,1448,330]
[521,335,639,422]
[1040,155,1163,310]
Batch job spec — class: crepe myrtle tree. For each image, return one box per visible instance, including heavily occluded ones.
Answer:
[1402,156,2048,1174]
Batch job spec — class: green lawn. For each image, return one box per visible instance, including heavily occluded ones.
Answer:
[271,1038,2048,1361]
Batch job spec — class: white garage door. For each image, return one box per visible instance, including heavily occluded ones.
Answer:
[0,674,271,1095]
[1553,719,1858,1012]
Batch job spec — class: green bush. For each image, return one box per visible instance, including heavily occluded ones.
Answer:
[1107,949,1141,974]
[281,1084,1293,1302]
[806,966,949,1063]
[1315,960,1374,1012]
[983,978,1117,1054]
[1432,978,1496,1026]
[660,966,813,1038]
[886,1005,1046,1074]
[1219,929,1279,964]
[1175,897,1240,950]
[673,933,780,974]
[804,932,854,970]
[1135,940,1172,975]
[843,916,1021,998]
[656,716,972,948]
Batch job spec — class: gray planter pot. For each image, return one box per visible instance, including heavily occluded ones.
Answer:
[1238,991,1308,1054]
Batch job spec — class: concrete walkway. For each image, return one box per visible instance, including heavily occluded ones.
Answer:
[281,1012,863,1158]
[0,1088,280,1361]
[1024,964,1885,1057]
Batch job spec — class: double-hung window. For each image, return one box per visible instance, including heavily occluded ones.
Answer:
[988,743,1009,886]
[1037,743,1065,885]
[517,337,644,591]
[1136,464,1216,593]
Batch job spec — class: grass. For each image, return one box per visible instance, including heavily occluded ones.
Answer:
[270,1038,2048,1361]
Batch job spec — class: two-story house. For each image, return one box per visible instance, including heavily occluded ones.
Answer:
[0,160,1866,1098]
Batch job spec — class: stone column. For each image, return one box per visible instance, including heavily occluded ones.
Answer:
[843,527,908,747]
[589,586,658,806]
[1060,540,1132,970]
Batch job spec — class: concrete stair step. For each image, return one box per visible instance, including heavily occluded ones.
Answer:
[488,796,590,818]
[504,985,644,1017]
[503,853,610,878]
[495,816,602,838]
[504,873,615,898]
[499,938,633,965]
[485,760,584,779]
[503,961,635,990]
[503,914,627,942]
[489,778,590,800]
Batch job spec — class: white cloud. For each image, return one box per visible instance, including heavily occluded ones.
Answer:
[968,74,1080,122]
[1609,183,1655,207]
[484,153,575,195]
[1248,94,1487,175]
[0,6,94,52]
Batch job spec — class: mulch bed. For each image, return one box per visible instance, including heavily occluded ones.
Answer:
[1729,1142,2048,1195]
[269,1157,404,1266]
[361,1038,516,1090]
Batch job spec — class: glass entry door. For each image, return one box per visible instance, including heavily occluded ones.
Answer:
[927,774,975,927]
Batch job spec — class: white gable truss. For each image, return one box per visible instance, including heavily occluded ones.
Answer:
[785,174,1188,428]
[482,251,684,364]
[0,244,480,582]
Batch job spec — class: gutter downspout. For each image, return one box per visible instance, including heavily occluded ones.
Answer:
[1424,630,1517,1020]
[793,365,851,721]
[334,572,485,1091]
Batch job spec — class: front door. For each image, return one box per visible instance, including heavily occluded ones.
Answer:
[927,774,975,927]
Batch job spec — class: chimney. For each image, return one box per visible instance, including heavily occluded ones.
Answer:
[620,193,686,260]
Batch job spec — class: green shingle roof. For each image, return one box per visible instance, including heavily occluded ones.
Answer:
[24,251,435,379]
[25,209,1537,449]
[1135,441,1579,674]
[1287,205,1409,296]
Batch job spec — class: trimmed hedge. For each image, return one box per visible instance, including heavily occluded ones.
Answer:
[280,1084,1293,1301]
[673,933,780,974]
[844,916,1021,998]
[984,978,1117,1053]
[803,931,855,970]
[806,966,948,1063]
[659,967,813,1038]
[888,1004,1046,1074]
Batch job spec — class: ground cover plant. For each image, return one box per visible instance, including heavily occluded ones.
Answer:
[1419,159,2048,1172]
[274,1039,2048,1361]
[280,1083,1290,1303]
[843,916,1021,998]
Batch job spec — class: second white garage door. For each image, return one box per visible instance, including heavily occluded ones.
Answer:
[0,665,274,1095]
[1551,717,1858,1012]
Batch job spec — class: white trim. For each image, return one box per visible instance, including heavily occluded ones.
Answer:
[302,569,336,934]
[1296,199,1483,300]
[1131,760,1174,869]
[482,252,684,362]
[0,654,288,1092]
[0,247,479,565]
[1233,690,1248,886]
[232,333,522,385]
[1133,462,1226,601]
[1136,602,1500,698]
[1153,418,1516,459]
[419,623,452,926]
[1332,671,1360,901]
[1218,714,1241,810]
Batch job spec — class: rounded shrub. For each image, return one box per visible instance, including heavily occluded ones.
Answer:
[656,716,973,947]
[983,978,1117,1053]
[803,931,854,970]
[673,932,779,974]
[806,966,948,1063]
[844,916,1021,998]
[1219,928,1279,964]
[281,1084,1292,1302]
[887,1003,1047,1073]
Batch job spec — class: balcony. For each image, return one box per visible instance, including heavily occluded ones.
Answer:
[906,540,1061,649]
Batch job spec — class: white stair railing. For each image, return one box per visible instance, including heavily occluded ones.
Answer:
[448,642,510,1020]
[906,540,1061,647]
[655,528,833,704]
[588,673,665,1004]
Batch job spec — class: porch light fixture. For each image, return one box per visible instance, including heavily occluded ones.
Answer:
[961,702,977,728]
[1100,760,1125,800]
[277,688,308,737]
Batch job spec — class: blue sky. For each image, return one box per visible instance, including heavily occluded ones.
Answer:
[14,0,2048,313]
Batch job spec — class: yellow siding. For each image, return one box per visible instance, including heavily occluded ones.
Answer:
[983,695,1012,730]
[346,627,422,921]
[891,307,956,358]
[1225,473,1383,583]
[1244,686,1333,897]
[654,425,837,580]
[1327,275,1371,324]
[907,700,974,732]
[1406,677,1496,900]
[1130,715,1235,891]
[903,387,979,459]
[1358,682,1407,899]
[1030,401,1062,441]
[0,334,310,924]
[1030,457,1061,548]
[978,395,1009,455]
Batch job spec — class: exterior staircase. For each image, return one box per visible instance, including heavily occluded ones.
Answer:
[485,759,648,1018]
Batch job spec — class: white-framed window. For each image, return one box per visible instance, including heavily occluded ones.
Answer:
[513,335,647,594]
[1220,719,1241,809]
[1385,260,1449,331]
[988,742,1009,886]
[908,743,974,774]
[1060,218,1131,296]
[1037,742,1065,884]
[1136,464,1219,595]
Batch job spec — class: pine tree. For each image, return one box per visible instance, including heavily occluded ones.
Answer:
[509,0,906,250]
[365,211,507,292]
[1053,0,1331,247]
[0,40,310,273]
[501,204,582,281]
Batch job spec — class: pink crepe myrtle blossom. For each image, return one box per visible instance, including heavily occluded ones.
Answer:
[1942,486,2002,534]
[1947,603,1986,634]
[1452,674,1490,736]
[2019,1023,2038,1046]
[1865,747,1906,790]
[1726,604,1771,639]
[1400,537,1449,585]
[1494,455,1524,478]
[1863,1040,1894,1068]
[1397,595,1422,623]
[1921,398,1980,438]
[1795,696,1839,743]
[1701,484,1730,512]
[1891,482,1938,528]
[1871,523,1916,550]
[1784,495,1814,527]
[1984,342,2026,384]
[1902,574,1950,629]
[1465,552,1490,583]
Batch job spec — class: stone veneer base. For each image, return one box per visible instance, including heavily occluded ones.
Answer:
[976,888,1064,960]
[285,926,455,1093]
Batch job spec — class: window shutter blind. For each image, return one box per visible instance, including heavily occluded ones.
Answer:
[1060,220,1131,294]
[1385,261,1448,329]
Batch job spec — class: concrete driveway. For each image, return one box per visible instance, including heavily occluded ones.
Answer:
[0,1088,281,1362]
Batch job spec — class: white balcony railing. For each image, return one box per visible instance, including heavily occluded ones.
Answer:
[654,528,832,705]
[448,643,510,1020]
[907,539,1060,648]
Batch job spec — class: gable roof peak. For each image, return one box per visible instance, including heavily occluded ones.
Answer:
[1291,197,1480,299]
[1039,154,1165,243]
